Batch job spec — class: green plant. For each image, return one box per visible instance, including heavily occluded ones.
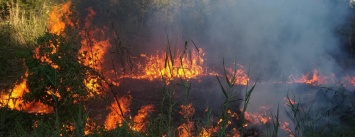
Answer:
[2,0,53,46]
[215,59,256,136]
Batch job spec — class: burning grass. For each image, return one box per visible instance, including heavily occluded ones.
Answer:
[1,1,355,137]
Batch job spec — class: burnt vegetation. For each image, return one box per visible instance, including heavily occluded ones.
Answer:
[1,0,355,137]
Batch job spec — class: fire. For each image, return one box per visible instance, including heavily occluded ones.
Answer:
[243,106,271,125]
[128,48,205,81]
[178,104,196,137]
[289,69,332,85]
[281,122,294,137]
[284,97,297,106]
[34,1,74,69]
[105,96,132,130]
[346,76,355,87]
[9,1,76,114]
[47,1,74,35]
[78,7,111,69]
[78,7,112,95]
[132,104,154,132]
[225,67,249,85]
[104,97,155,132]
[1,0,74,114]
[0,71,52,113]
[200,128,211,137]
[244,111,271,125]
[179,104,195,119]
[0,71,29,109]
[119,47,251,86]
[84,117,98,135]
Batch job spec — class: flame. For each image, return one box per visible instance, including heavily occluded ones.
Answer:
[15,1,75,114]
[78,7,111,69]
[47,1,74,35]
[283,97,297,106]
[289,69,332,85]
[131,104,154,132]
[0,71,52,113]
[179,104,195,119]
[346,76,355,87]
[104,96,132,130]
[84,117,98,135]
[281,122,294,137]
[0,1,73,114]
[244,111,271,125]
[126,48,205,81]
[243,106,271,125]
[78,7,112,95]
[177,104,196,137]
[225,67,249,85]
[34,1,74,69]
[199,128,210,137]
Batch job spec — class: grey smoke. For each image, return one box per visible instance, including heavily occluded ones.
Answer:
[77,0,352,135]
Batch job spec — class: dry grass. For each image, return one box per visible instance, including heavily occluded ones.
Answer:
[1,0,52,47]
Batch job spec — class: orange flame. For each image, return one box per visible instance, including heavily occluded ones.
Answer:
[243,106,271,125]
[84,117,98,135]
[78,7,112,95]
[0,71,52,113]
[244,111,271,125]
[127,48,205,81]
[132,105,154,132]
[34,1,74,69]
[16,1,75,114]
[104,96,132,130]
[281,122,294,137]
[47,1,74,35]
[178,104,196,137]
[78,7,110,70]
[225,67,249,85]
[289,69,332,85]
[0,1,73,114]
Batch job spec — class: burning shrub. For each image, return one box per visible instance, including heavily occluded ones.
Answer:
[24,31,91,114]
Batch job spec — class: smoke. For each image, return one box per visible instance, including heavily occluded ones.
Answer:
[205,0,348,78]
[76,0,352,135]
[88,0,351,80]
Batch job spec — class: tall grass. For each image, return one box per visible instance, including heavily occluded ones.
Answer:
[1,0,52,46]
[0,0,54,94]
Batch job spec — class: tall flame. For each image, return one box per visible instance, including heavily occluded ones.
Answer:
[78,7,112,95]
[132,105,154,132]
[105,96,132,130]
[47,1,74,35]
[178,104,196,137]
[34,1,74,69]
[0,1,74,114]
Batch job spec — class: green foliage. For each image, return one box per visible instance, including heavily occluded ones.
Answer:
[0,108,37,136]
[23,31,95,121]
[0,32,27,90]
[0,0,53,46]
